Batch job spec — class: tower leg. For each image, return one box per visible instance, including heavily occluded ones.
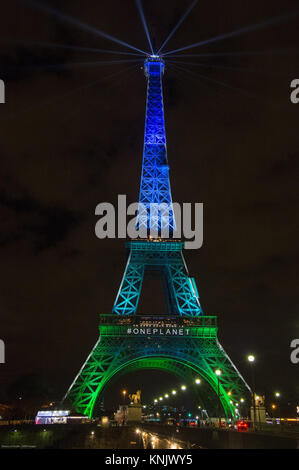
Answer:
[112,241,203,316]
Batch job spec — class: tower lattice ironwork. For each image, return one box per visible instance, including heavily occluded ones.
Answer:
[63,56,250,418]
[136,58,175,236]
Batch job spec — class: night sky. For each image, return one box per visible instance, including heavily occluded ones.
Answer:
[0,0,298,410]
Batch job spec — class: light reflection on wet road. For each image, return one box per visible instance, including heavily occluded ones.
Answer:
[135,428,203,449]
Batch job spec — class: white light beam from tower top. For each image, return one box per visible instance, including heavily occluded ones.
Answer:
[157,0,198,55]
[1,38,144,56]
[20,0,148,55]
[0,38,144,57]
[165,49,299,58]
[163,8,299,56]
[135,0,154,55]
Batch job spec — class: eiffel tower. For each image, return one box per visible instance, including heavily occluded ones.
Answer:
[64,56,250,418]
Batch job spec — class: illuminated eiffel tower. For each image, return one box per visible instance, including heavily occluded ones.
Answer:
[64,56,250,418]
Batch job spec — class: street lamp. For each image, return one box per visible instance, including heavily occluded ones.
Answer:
[181,385,187,391]
[164,394,169,398]
[122,389,127,404]
[271,403,277,419]
[273,392,280,417]
[215,369,222,428]
[172,390,177,395]
[195,378,201,385]
[247,354,256,430]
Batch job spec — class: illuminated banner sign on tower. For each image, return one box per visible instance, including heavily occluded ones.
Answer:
[127,326,190,336]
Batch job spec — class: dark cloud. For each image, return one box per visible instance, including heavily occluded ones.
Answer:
[0,188,80,252]
[0,47,72,82]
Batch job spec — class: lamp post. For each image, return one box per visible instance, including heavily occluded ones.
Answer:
[247,355,256,430]
[122,389,127,404]
[274,392,280,417]
[215,369,222,428]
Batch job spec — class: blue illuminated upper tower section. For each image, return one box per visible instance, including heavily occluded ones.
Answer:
[136,56,175,237]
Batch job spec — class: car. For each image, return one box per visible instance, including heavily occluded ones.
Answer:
[236,420,250,431]
[189,420,197,427]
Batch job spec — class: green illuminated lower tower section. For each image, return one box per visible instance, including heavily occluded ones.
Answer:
[63,240,250,418]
